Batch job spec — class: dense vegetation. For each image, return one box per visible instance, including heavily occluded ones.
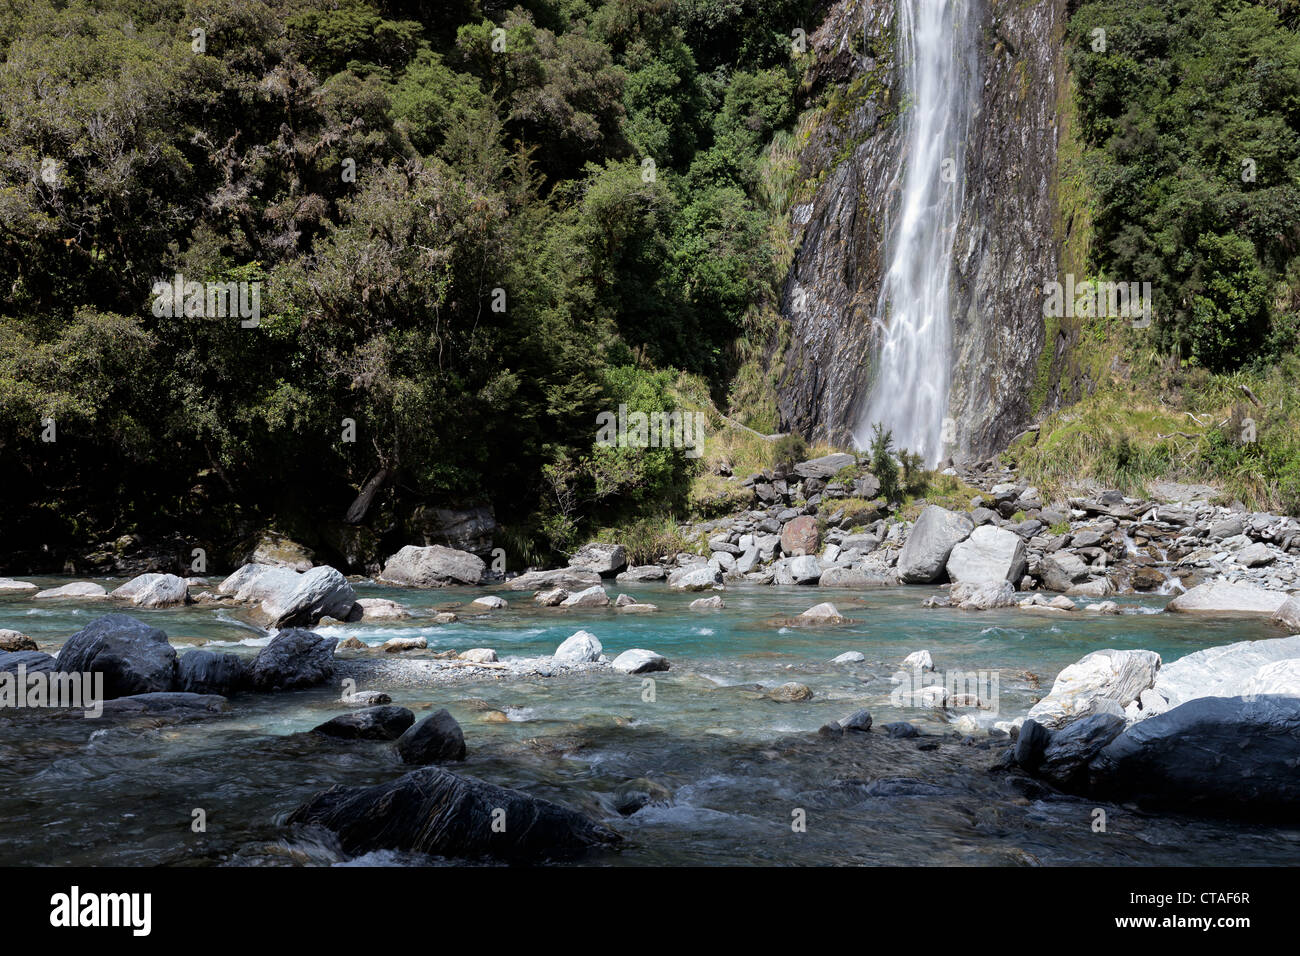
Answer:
[1014,0,1300,512]
[0,0,816,569]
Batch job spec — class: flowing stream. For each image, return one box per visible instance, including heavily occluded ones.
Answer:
[3,580,1299,866]
[854,0,978,465]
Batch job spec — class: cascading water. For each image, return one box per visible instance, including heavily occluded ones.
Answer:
[853,0,978,465]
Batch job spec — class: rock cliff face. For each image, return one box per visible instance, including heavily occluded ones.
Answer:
[776,0,1070,461]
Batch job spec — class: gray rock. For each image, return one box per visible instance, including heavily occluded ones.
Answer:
[793,453,855,479]
[249,629,337,691]
[896,506,973,583]
[111,573,190,608]
[1236,542,1276,567]
[830,651,865,664]
[553,630,602,663]
[818,567,895,588]
[1026,648,1161,729]
[611,649,670,674]
[945,524,1027,584]
[560,585,610,608]
[176,649,248,696]
[948,580,1016,609]
[0,650,55,674]
[690,595,725,609]
[615,565,667,583]
[34,581,108,600]
[1013,718,1051,771]
[1165,581,1288,615]
[287,766,619,861]
[838,709,873,732]
[379,545,486,587]
[568,542,628,576]
[313,705,415,740]
[393,709,467,764]
[98,692,229,719]
[54,614,177,699]
[1137,634,1300,720]
[1037,713,1125,788]
[260,565,356,627]
[510,568,603,591]
[1090,696,1300,816]
[668,566,722,591]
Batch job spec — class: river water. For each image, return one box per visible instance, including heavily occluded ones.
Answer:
[3,579,1298,866]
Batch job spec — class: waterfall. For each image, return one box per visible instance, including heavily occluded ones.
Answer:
[853,0,977,466]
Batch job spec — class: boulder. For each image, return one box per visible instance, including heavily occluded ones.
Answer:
[409,505,497,556]
[668,566,722,591]
[1236,542,1276,567]
[945,525,1027,584]
[110,573,190,608]
[568,542,628,577]
[902,650,934,671]
[949,580,1016,610]
[1089,696,1300,816]
[393,709,467,764]
[379,545,485,587]
[98,692,229,720]
[1038,552,1090,591]
[818,567,895,588]
[1026,649,1161,730]
[470,595,507,609]
[313,705,415,741]
[553,630,602,664]
[509,568,603,591]
[1066,577,1114,598]
[1013,718,1052,772]
[218,563,298,603]
[247,532,314,571]
[54,614,177,699]
[611,649,670,674]
[176,649,248,696]
[0,629,36,652]
[1037,713,1126,789]
[0,578,37,592]
[766,681,813,702]
[838,709,873,732]
[34,582,108,600]
[780,516,820,556]
[797,602,846,625]
[830,651,865,664]
[690,595,725,609]
[341,690,391,707]
[1165,581,1287,615]
[1135,634,1300,720]
[775,555,822,585]
[347,598,411,620]
[1273,596,1300,630]
[0,650,55,674]
[793,453,854,479]
[260,565,356,627]
[534,587,568,606]
[896,506,973,583]
[615,565,667,583]
[248,629,337,691]
[458,648,498,663]
[1244,659,1300,698]
[560,585,610,608]
[287,766,620,861]
[382,636,427,653]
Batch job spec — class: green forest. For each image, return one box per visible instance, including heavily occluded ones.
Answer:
[3,0,1300,572]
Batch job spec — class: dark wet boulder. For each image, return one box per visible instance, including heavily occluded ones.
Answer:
[1089,696,1300,817]
[313,705,415,740]
[1013,718,1051,771]
[287,766,622,862]
[393,708,466,764]
[54,614,177,699]
[249,629,337,691]
[98,692,229,720]
[0,650,56,674]
[883,721,920,739]
[1037,713,1125,789]
[177,649,248,696]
